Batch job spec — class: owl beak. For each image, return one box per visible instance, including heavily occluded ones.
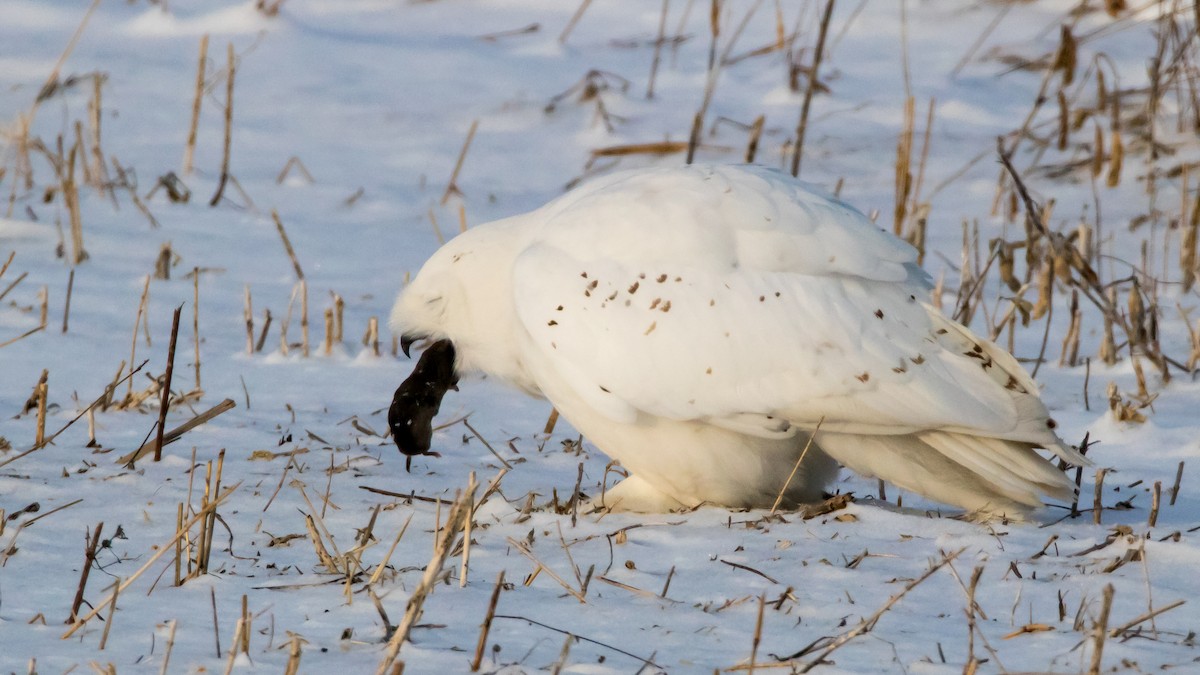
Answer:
[400,333,423,358]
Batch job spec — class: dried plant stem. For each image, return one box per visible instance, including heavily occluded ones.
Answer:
[646,0,669,99]
[175,503,184,586]
[63,142,87,264]
[1149,481,1162,527]
[128,276,151,399]
[193,270,201,387]
[745,114,765,163]
[28,0,102,124]
[34,381,47,447]
[894,96,915,236]
[256,308,272,352]
[1089,584,1115,675]
[1169,461,1184,506]
[300,279,310,357]
[96,577,121,650]
[471,570,506,671]
[463,419,513,469]
[117,398,236,465]
[747,593,766,674]
[770,418,823,515]
[686,112,704,165]
[366,316,380,356]
[790,0,836,178]
[460,473,475,587]
[441,119,479,205]
[153,306,183,462]
[222,618,245,675]
[271,210,305,280]
[183,35,209,175]
[282,636,302,675]
[375,476,477,675]
[796,548,964,672]
[61,482,240,639]
[1109,598,1185,637]
[159,620,178,675]
[507,537,586,603]
[67,522,104,624]
[333,293,344,342]
[0,360,146,471]
[62,268,74,333]
[0,270,26,304]
[210,587,221,657]
[1093,467,1108,525]
[559,0,595,44]
[365,513,412,586]
[199,451,226,576]
[209,43,235,207]
[543,408,560,434]
[324,308,334,356]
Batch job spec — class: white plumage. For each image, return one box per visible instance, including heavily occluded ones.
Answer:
[390,164,1086,517]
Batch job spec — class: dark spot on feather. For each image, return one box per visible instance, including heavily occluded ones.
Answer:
[600,385,610,393]
[912,354,926,365]
[644,321,657,335]
[639,273,646,279]
[856,372,870,383]
[656,274,668,283]
[547,320,558,326]
[1047,418,1057,429]
[892,364,907,374]
[936,328,948,335]
[556,305,563,311]
[624,300,631,307]
[581,271,588,278]
[709,299,715,306]
[705,367,712,374]
[587,280,598,291]
[660,300,671,312]
[759,296,765,302]
[607,291,618,301]
[874,309,884,319]
[628,281,640,294]
[551,342,557,349]
[972,344,983,353]
[650,298,662,310]
[774,292,781,297]
[584,290,591,297]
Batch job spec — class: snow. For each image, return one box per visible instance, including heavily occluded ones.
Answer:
[0,1,1197,673]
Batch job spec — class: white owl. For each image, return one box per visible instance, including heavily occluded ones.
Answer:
[389,164,1086,518]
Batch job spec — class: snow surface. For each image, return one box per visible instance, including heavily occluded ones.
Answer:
[0,1,1197,673]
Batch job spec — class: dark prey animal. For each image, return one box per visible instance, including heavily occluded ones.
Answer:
[387,338,458,471]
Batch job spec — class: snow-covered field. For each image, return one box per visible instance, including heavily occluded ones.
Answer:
[1,1,1198,672]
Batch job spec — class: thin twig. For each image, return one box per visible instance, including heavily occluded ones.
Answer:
[790,0,836,177]
[0,361,148,470]
[62,483,242,638]
[796,548,964,672]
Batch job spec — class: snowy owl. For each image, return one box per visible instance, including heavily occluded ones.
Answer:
[388,164,1086,518]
